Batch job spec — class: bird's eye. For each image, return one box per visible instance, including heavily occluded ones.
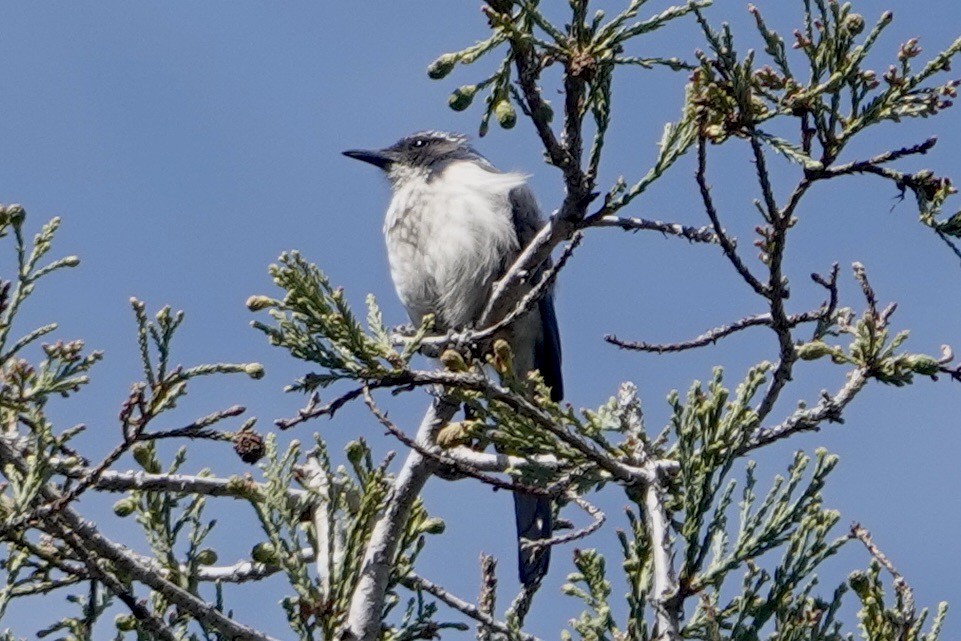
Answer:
[412,138,432,149]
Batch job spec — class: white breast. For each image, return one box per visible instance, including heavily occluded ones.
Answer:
[384,161,528,329]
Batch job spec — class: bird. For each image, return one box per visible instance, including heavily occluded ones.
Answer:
[344,130,563,586]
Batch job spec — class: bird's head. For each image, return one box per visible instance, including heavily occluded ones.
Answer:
[343,131,484,184]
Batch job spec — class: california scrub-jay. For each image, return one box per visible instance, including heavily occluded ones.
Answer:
[344,131,562,585]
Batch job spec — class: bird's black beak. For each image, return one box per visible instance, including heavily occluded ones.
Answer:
[343,148,393,169]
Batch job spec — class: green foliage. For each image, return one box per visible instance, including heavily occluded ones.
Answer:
[850,561,948,641]
[689,1,961,239]
[249,251,432,392]
[562,549,616,641]
[428,0,704,141]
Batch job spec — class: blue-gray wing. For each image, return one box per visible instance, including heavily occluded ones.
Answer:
[509,185,563,402]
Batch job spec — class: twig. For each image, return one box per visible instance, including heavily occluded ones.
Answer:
[696,136,768,297]
[851,524,906,585]
[480,221,566,328]
[403,572,541,641]
[276,389,358,429]
[194,548,316,583]
[445,447,561,473]
[140,404,243,441]
[752,135,807,425]
[741,367,870,453]
[851,523,917,627]
[477,555,498,641]
[938,363,961,383]
[9,575,83,597]
[606,309,822,353]
[591,214,720,243]
[936,230,961,268]
[505,575,541,632]
[852,262,879,316]
[810,264,840,340]
[55,464,307,505]
[811,138,937,179]
[452,232,581,348]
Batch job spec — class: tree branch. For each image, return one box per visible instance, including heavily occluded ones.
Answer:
[591,214,720,243]
[741,367,870,453]
[606,308,823,353]
[344,396,459,641]
[645,463,681,641]
[363,387,553,496]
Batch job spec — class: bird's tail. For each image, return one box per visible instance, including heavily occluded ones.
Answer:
[513,492,552,586]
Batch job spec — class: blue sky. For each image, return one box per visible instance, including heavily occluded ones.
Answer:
[1,1,960,638]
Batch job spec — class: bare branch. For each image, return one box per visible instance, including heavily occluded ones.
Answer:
[403,572,542,641]
[811,137,938,179]
[606,309,823,353]
[445,447,561,473]
[522,494,605,553]
[591,214,720,243]
[696,136,768,297]
[851,523,917,624]
[477,555,498,641]
[456,231,581,347]
[56,465,307,505]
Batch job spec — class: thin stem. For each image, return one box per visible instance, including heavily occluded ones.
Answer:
[607,309,823,353]
[696,137,768,297]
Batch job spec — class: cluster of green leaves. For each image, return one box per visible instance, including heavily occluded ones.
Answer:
[692,1,960,148]
[112,443,220,637]
[689,0,961,239]
[427,0,702,174]
[246,435,322,639]
[0,204,103,624]
[232,434,452,641]
[249,251,432,393]
[0,206,275,640]
[789,261,948,389]
[0,207,99,528]
[850,561,948,641]
[796,310,942,387]
[555,367,844,641]
[681,450,844,640]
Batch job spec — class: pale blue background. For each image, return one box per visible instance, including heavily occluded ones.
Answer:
[1,1,959,638]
